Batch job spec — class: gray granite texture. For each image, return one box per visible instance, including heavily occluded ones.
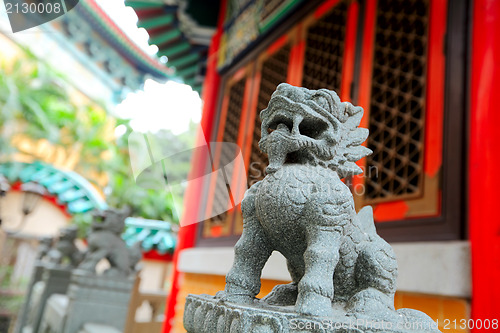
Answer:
[184,84,440,332]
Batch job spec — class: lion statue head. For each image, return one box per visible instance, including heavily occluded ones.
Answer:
[259,83,371,178]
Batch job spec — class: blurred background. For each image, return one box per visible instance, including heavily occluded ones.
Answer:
[0,0,499,333]
[0,0,202,331]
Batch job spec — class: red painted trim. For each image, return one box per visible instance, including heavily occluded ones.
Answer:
[423,0,446,178]
[242,71,262,172]
[267,35,288,57]
[352,0,376,192]
[203,92,230,219]
[373,201,408,221]
[314,0,341,19]
[9,182,71,217]
[142,250,173,262]
[470,0,500,324]
[42,195,71,218]
[230,72,254,207]
[162,1,227,331]
[340,1,358,102]
[287,25,305,86]
[232,67,247,82]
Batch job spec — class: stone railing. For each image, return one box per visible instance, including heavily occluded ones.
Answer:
[124,283,167,333]
[16,208,151,333]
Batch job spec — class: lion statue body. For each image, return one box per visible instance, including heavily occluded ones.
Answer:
[78,208,141,277]
[219,84,435,327]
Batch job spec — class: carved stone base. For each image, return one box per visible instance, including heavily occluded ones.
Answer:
[184,294,441,333]
[23,265,72,333]
[39,270,135,333]
[64,270,135,332]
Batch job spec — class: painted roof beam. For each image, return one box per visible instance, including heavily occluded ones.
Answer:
[149,29,182,46]
[168,52,199,69]
[138,14,175,30]
[182,74,199,86]
[175,65,198,79]
[158,41,191,59]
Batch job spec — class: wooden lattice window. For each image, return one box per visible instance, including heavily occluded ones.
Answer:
[301,1,348,92]
[204,78,246,238]
[364,0,429,202]
[247,45,291,187]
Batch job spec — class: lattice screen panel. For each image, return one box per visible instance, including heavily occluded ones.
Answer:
[364,0,429,201]
[205,78,246,237]
[248,45,291,186]
[302,1,348,91]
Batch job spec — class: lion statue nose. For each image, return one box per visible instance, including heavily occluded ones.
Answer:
[265,123,294,174]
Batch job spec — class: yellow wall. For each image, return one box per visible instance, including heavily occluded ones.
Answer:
[0,191,70,237]
[172,273,470,333]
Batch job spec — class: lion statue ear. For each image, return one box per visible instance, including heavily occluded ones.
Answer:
[329,102,372,179]
[119,205,132,218]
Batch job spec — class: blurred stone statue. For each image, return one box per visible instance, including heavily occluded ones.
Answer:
[35,236,53,260]
[34,207,142,333]
[16,226,84,333]
[78,207,141,277]
[184,84,440,333]
[46,225,83,266]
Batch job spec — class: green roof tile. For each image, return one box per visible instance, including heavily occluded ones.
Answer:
[39,173,64,187]
[0,161,106,214]
[47,181,74,195]
[175,65,198,79]
[30,169,52,183]
[138,14,175,30]
[124,217,177,255]
[19,165,39,183]
[149,29,182,46]
[125,1,164,10]
[158,42,191,59]
[168,53,200,69]
[59,189,86,203]
[67,200,95,214]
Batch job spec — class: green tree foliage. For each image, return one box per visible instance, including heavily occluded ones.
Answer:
[0,49,187,232]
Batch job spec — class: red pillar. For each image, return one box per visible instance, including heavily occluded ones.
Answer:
[162,1,226,332]
[469,0,500,325]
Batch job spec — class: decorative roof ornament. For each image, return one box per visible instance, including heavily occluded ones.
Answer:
[183,84,440,333]
[126,0,219,93]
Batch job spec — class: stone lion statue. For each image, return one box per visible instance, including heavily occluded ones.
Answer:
[46,225,83,266]
[217,83,436,326]
[78,207,141,277]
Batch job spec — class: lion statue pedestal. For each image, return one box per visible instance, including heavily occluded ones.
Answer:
[183,84,440,333]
